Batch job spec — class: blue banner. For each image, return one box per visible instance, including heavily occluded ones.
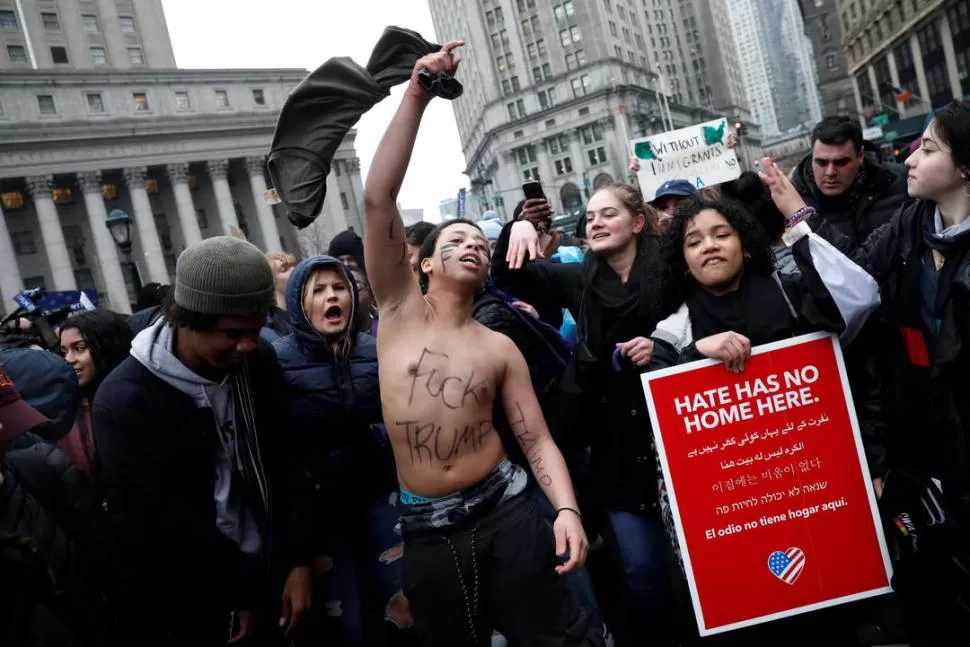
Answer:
[37,290,99,315]
[457,187,466,218]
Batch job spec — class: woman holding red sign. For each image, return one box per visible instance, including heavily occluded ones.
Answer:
[646,169,881,644]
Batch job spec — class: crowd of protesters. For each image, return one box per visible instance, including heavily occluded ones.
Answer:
[1,46,969,647]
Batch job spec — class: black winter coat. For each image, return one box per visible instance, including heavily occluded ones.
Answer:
[793,153,908,250]
[92,340,299,644]
[0,451,110,646]
[820,200,970,532]
[492,224,664,516]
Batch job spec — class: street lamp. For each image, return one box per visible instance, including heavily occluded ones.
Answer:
[105,208,142,304]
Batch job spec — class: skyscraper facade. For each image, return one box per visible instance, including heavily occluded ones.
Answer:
[427,0,758,218]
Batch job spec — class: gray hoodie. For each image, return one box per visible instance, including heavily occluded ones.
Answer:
[130,319,261,554]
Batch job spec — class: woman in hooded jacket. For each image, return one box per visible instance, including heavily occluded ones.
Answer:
[493,184,670,644]
[272,256,410,645]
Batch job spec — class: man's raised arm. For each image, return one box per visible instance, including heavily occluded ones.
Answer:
[363,40,464,310]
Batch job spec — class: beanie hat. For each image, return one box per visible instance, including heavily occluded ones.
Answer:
[478,218,503,241]
[175,237,275,316]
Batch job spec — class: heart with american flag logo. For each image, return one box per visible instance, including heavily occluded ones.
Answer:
[767,547,805,585]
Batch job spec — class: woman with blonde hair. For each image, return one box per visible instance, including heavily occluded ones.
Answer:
[272,256,409,644]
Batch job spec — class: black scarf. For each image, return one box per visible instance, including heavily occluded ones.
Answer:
[579,235,662,363]
[685,271,794,345]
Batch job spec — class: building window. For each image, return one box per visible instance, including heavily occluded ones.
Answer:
[119,15,136,33]
[37,95,56,115]
[560,29,571,46]
[12,231,36,256]
[542,62,551,78]
[502,79,512,95]
[514,129,524,138]
[566,52,578,70]
[511,76,520,91]
[0,10,17,29]
[609,21,617,37]
[581,123,604,144]
[570,25,582,42]
[588,146,608,165]
[50,46,69,64]
[826,53,838,70]
[128,47,144,64]
[133,93,150,111]
[252,88,266,105]
[196,208,209,229]
[215,90,230,108]
[523,167,540,182]
[175,91,191,111]
[340,192,349,210]
[615,44,623,58]
[82,14,99,32]
[86,93,105,113]
[90,47,106,65]
[555,157,573,175]
[41,12,60,30]
[537,38,547,56]
[7,45,27,64]
[516,145,537,165]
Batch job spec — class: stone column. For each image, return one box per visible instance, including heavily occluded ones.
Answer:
[245,157,281,252]
[25,175,76,291]
[536,140,555,187]
[123,167,169,284]
[166,163,202,248]
[207,159,239,234]
[76,172,131,313]
[0,201,24,314]
[940,15,963,101]
[910,34,931,111]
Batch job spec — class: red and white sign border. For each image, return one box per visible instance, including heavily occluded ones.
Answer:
[641,332,894,636]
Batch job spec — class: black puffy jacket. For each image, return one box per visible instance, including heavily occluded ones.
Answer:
[0,450,110,646]
[793,152,908,251]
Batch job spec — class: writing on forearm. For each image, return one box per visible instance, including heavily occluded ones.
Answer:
[509,401,552,486]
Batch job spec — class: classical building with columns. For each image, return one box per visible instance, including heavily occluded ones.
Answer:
[0,1,365,316]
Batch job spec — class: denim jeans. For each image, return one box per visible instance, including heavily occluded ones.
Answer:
[608,510,673,642]
[309,493,411,646]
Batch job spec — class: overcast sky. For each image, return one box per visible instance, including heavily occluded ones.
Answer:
[160,0,466,222]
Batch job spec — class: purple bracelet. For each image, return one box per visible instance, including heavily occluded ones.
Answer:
[787,206,815,228]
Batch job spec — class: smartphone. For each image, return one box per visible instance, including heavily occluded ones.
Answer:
[522,181,547,202]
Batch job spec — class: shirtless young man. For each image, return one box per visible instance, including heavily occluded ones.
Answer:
[363,42,598,647]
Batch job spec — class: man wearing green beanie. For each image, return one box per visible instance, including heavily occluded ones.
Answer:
[93,237,311,645]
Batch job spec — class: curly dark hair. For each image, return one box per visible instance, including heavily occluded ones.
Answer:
[659,195,775,311]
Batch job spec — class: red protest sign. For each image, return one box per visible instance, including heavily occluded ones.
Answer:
[642,332,892,636]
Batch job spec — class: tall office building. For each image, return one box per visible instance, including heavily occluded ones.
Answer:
[427,0,755,218]
[798,0,854,118]
[727,0,823,137]
[0,0,363,315]
[838,0,969,146]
